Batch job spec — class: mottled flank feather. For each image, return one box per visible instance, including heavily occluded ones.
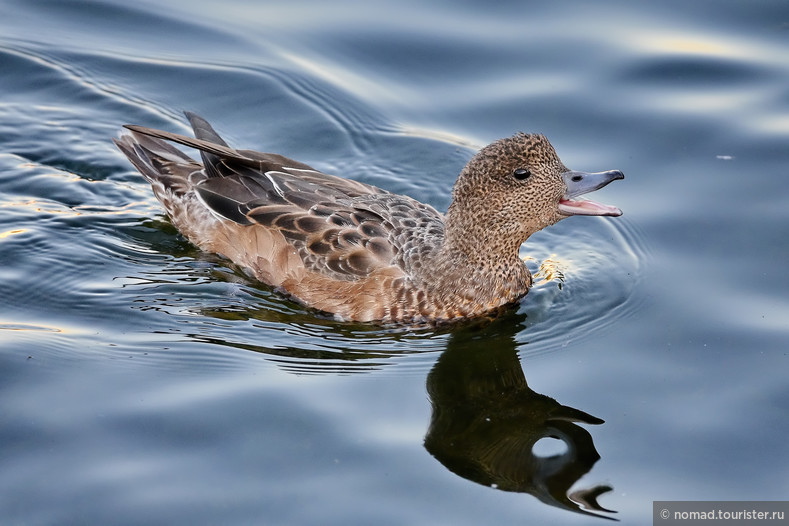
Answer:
[115,111,623,323]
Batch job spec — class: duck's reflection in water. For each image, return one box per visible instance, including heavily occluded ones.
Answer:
[425,319,616,520]
[174,272,616,518]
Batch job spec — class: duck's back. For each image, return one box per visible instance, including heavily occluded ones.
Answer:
[114,113,446,321]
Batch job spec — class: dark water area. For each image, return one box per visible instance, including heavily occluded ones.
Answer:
[1,0,787,524]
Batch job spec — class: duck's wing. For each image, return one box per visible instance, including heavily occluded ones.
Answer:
[198,164,446,281]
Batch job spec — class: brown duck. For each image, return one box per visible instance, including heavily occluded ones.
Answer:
[115,112,623,324]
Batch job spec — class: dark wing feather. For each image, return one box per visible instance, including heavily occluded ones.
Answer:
[184,111,229,179]
[195,181,256,225]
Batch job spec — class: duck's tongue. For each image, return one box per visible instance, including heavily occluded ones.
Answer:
[558,169,624,217]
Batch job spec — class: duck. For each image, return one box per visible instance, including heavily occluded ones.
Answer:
[114,111,623,324]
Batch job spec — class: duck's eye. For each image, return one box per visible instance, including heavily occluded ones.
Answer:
[513,168,531,181]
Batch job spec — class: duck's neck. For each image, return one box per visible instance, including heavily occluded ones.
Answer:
[426,207,533,308]
[444,204,529,261]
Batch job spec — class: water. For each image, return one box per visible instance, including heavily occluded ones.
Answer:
[1,0,787,524]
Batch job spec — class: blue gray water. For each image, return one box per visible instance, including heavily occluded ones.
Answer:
[1,0,787,524]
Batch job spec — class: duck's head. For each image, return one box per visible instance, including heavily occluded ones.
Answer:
[446,133,623,254]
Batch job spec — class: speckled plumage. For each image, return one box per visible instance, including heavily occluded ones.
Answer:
[115,112,623,324]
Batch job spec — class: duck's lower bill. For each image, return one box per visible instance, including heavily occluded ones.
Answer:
[558,198,623,216]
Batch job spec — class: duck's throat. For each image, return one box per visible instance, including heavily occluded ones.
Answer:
[426,245,532,311]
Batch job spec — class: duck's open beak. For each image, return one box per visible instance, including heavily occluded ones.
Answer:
[558,169,624,216]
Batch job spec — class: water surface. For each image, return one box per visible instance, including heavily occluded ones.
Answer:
[1,0,788,524]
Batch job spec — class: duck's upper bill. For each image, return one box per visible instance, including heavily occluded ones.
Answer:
[558,169,624,216]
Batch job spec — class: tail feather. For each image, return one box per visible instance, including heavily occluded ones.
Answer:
[113,131,199,196]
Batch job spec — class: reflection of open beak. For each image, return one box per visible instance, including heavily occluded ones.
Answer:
[558,169,624,216]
